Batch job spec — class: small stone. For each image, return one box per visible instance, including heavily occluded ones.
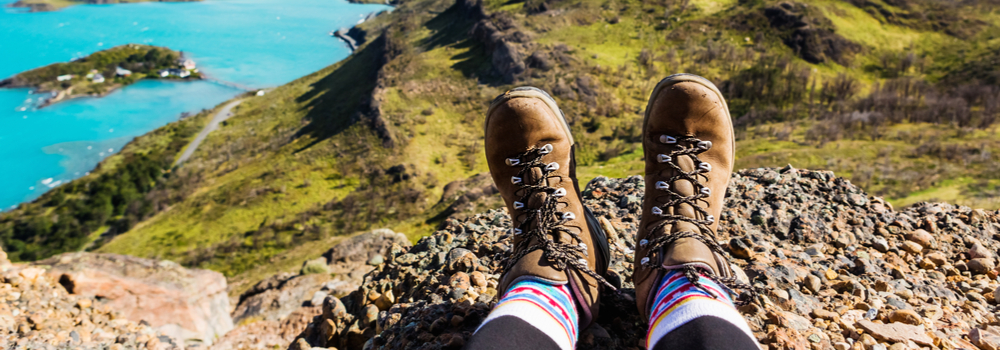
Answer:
[888,309,922,325]
[470,271,488,288]
[906,229,935,248]
[856,320,933,347]
[886,343,905,350]
[375,290,395,311]
[293,338,312,350]
[361,304,379,326]
[969,258,996,275]
[834,342,850,350]
[808,334,821,343]
[804,275,822,293]
[901,241,923,254]
[872,238,889,253]
[730,238,755,260]
[368,253,384,266]
[825,269,838,280]
[970,243,993,260]
[449,272,471,290]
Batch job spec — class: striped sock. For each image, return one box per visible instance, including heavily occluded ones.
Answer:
[476,278,578,350]
[647,270,756,349]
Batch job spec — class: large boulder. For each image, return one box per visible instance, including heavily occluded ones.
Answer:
[35,253,233,345]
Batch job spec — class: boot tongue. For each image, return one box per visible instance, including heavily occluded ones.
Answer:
[656,153,722,275]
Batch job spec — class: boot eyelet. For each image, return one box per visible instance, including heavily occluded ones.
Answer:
[511,176,522,184]
[700,187,712,196]
[539,144,553,154]
[552,188,567,197]
[562,212,576,220]
[655,181,670,190]
[660,135,677,144]
[706,215,715,224]
[651,207,663,216]
[545,162,560,171]
[698,140,712,150]
[512,228,522,235]
[639,239,648,247]
[698,162,712,172]
[640,257,650,266]
[513,201,524,209]
[506,158,520,166]
[657,154,672,163]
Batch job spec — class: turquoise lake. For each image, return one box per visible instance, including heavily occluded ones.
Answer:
[0,0,390,209]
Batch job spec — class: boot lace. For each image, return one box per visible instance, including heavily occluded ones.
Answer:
[639,135,758,306]
[499,144,616,291]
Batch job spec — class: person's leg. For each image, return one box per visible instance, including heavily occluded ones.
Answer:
[466,279,577,350]
[646,270,758,350]
[632,74,760,349]
[468,87,613,349]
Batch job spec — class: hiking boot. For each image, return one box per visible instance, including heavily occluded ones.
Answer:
[633,74,748,319]
[485,87,613,328]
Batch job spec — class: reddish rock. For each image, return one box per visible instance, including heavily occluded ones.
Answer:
[855,320,933,347]
[36,253,232,345]
[970,326,1000,350]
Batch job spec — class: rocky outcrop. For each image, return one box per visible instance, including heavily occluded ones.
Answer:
[289,168,1000,350]
[0,247,184,349]
[460,0,530,84]
[34,253,233,346]
[231,229,410,326]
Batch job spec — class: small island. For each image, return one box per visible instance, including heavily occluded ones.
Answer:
[0,44,201,107]
[8,0,199,12]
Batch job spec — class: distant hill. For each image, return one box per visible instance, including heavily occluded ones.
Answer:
[2,0,999,292]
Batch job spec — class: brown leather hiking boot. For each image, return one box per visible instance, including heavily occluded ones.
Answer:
[485,87,613,329]
[633,74,749,319]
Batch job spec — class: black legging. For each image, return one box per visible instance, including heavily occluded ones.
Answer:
[465,315,758,350]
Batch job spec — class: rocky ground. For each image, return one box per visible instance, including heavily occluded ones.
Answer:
[5,167,1000,350]
[287,167,1000,350]
[0,251,185,350]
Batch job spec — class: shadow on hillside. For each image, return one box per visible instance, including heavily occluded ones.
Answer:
[421,0,495,84]
[292,36,385,152]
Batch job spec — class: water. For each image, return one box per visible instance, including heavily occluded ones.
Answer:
[0,0,390,209]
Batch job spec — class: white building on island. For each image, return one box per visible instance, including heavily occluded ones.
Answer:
[92,74,105,83]
[56,74,74,82]
[115,67,132,77]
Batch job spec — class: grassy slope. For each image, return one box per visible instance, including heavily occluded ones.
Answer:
[7,0,994,293]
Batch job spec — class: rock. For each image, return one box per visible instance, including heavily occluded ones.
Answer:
[302,257,331,275]
[887,310,922,325]
[35,253,232,345]
[367,254,385,266]
[901,241,923,254]
[969,242,993,260]
[446,248,478,272]
[804,274,822,293]
[375,290,394,311]
[259,170,1000,350]
[906,229,935,248]
[234,229,410,325]
[970,326,1000,350]
[968,258,996,275]
[855,320,933,347]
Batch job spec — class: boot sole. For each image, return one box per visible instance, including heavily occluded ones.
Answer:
[642,73,736,160]
[485,87,574,146]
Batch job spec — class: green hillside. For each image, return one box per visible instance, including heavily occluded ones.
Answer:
[3,0,999,290]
